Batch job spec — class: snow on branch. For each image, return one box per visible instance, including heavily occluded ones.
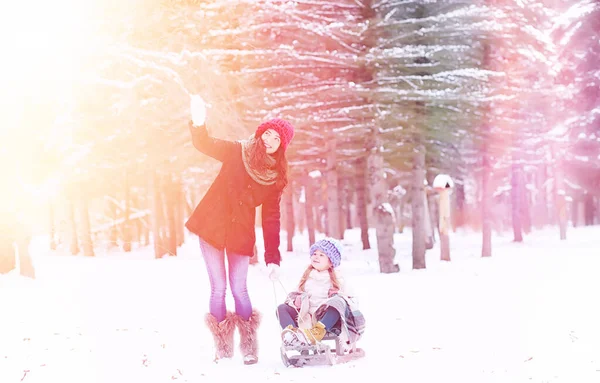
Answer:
[374,4,492,28]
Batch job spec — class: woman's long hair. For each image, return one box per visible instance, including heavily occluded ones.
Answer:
[297,265,340,293]
[273,148,289,191]
[247,136,289,191]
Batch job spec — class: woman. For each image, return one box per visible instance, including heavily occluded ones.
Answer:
[186,117,294,365]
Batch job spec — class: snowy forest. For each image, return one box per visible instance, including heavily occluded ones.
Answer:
[2,0,599,274]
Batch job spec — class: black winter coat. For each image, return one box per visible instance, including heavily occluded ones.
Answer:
[185,124,283,265]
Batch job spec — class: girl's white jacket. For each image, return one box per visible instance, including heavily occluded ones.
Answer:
[294,268,357,329]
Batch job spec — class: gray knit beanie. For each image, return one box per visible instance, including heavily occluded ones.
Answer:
[309,237,343,268]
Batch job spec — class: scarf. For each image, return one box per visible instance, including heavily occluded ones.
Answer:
[240,135,278,186]
[284,290,365,347]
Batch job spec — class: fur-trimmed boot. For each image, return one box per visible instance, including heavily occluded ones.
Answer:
[205,312,236,361]
[235,310,261,365]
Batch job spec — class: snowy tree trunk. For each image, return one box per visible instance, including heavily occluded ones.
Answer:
[79,190,95,257]
[338,175,347,236]
[177,181,185,247]
[355,157,370,250]
[578,198,585,226]
[142,213,150,247]
[522,172,532,234]
[345,181,353,231]
[134,218,141,245]
[424,192,435,249]
[326,139,342,239]
[108,202,118,248]
[438,189,451,261]
[0,227,16,274]
[123,170,132,252]
[480,35,493,256]
[150,171,165,258]
[511,162,524,242]
[575,197,582,226]
[165,176,178,257]
[49,201,57,250]
[481,138,492,258]
[16,233,35,278]
[314,187,324,235]
[553,155,567,240]
[572,194,585,228]
[453,181,466,230]
[295,188,305,234]
[411,143,427,270]
[0,209,32,277]
[284,182,294,252]
[398,201,410,233]
[374,204,397,273]
[398,200,406,233]
[535,164,549,228]
[67,198,79,255]
[303,174,316,246]
[369,152,398,273]
[584,193,594,226]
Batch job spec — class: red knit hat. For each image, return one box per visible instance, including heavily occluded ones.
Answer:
[254,118,295,152]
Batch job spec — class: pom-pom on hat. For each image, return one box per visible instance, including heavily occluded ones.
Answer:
[254,118,295,152]
[309,237,343,269]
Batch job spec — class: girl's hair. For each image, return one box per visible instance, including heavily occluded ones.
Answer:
[298,265,341,292]
[247,138,289,190]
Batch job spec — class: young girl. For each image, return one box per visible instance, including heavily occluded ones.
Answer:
[276,238,365,349]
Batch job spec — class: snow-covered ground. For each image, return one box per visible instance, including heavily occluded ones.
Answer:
[1,225,599,383]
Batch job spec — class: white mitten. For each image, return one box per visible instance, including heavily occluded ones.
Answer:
[190,94,206,126]
[267,263,280,281]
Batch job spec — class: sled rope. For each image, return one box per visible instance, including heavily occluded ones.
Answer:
[272,279,302,324]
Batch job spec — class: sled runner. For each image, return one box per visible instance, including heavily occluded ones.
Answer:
[280,332,365,367]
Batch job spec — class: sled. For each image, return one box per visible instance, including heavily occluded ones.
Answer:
[280,333,365,367]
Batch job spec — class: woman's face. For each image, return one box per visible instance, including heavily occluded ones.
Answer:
[310,249,332,271]
[261,129,281,154]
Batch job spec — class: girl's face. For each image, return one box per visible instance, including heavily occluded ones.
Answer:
[310,249,332,271]
[261,129,281,154]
